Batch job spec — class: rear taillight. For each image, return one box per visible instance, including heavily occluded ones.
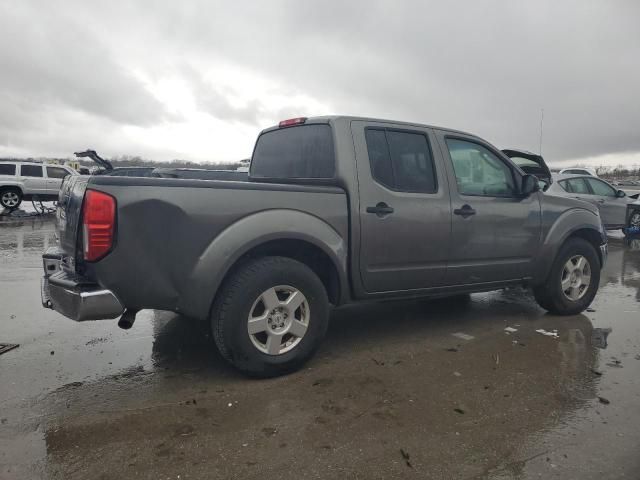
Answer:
[82,189,115,262]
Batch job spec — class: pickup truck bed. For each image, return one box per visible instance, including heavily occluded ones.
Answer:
[52,175,348,320]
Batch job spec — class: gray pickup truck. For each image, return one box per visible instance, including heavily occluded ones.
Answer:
[42,116,607,376]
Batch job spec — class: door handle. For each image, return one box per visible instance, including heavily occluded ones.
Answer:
[366,202,394,217]
[453,204,476,218]
[597,199,605,204]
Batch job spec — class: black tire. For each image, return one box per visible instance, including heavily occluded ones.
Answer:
[533,238,600,315]
[211,256,329,377]
[0,187,22,210]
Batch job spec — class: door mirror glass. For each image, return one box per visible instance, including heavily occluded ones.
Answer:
[616,189,626,198]
[521,174,539,196]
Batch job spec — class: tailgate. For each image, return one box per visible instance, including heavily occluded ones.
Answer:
[56,174,89,257]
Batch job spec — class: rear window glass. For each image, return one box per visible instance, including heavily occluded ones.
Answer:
[21,165,43,177]
[251,125,335,179]
[0,164,16,175]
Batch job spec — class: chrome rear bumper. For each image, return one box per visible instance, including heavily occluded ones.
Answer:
[41,247,123,321]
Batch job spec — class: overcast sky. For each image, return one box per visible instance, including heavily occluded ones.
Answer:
[1,0,638,167]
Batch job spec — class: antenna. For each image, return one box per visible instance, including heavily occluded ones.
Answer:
[539,108,544,156]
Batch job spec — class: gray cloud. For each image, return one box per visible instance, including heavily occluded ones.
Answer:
[1,0,639,164]
[0,2,168,128]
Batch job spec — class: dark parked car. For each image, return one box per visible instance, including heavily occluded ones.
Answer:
[43,116,607,376]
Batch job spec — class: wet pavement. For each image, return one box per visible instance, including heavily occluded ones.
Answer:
[1,214,639,479]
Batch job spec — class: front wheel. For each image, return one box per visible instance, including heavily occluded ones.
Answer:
[211,256,329,377]
[533,238,600,315]
[629,209,640,229]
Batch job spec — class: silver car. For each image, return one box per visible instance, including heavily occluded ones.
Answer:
[547,174,640,229]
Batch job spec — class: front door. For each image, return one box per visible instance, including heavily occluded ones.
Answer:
[352,120,451,293]
[436,133,542,285]
[584,177,628,227]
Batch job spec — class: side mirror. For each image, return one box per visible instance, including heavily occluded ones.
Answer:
[521,174,540,196]
[616,189,626,198]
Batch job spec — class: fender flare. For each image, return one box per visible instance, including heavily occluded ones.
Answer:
[533,207,603,283]
[178,209,348,319]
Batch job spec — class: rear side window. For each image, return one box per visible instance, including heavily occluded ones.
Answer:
[251,125,335,179]
[566,178,590,194]
[21,165,43,177]
[46,167,68,179]
[365,128,437,193]
[0,164,16,175]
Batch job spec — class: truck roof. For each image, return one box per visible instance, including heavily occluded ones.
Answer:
[260,115,478,138]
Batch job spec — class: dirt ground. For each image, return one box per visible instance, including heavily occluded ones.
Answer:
[1,214,639,479]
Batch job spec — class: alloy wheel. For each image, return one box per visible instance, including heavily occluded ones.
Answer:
[247,285,310,355]
[1,191,20,208]
[561,255,591,301]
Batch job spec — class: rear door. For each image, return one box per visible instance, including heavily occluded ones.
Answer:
[585,177,628,227]
[352,120,451,292]
[19,165,48,195]
[437,133,542,284]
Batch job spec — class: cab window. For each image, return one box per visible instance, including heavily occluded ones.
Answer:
[446,139,515,196]
[365,128,437,193]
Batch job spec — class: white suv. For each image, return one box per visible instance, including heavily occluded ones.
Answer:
[0,161,77,210]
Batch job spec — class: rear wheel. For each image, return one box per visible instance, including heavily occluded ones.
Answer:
[211,256,329,377]
[533,238,600,315]
[0,188,22,210]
